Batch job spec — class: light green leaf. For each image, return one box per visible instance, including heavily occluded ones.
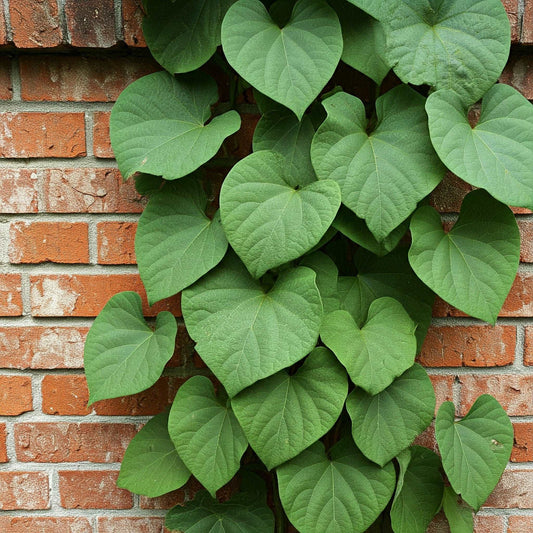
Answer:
[321,297,417,395]
[435,395,513,511]
[382,0,511,105]
[220,151,341,278]
[311,86,444,241]
[117,411,190,497]
[232,347,347,470]
[346,364,435,466]
[168,376,248,497]
[390,446,444,533]
[277,438,396,533]
[84,292,177,404]
[299,251,340,314]
[110,71,241,180]
[136,178,228,304]
[336,276,374,327]
[409,189,520,324]
[182,253,323,397]
[344,0,385,20]
[143,0,237,73]
[426,84,533,210]
[442,486,474,533]
[222,0,343,119]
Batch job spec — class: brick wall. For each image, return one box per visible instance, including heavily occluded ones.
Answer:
[0,1,531,532]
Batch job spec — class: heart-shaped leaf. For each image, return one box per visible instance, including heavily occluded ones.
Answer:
[321,297,417,395]
[182,253,323,397]
[426,84,533,210]
[143,0,237,73]
[346,364,435,466]
[442,486,474,533]
[117,411,190,497]
[277,438,396,533]
[300,252,340,314]
[222,0,343,119]
[220,151,341,278]
[168,376,248,496]
[110,71,241,180]
[84,292,177,404]
[409,189,520,324]
[382,0,511,105]
[136,178,228,304]
[311,86,444,241]
[390,446,444,533]
[231,347,347,470]
[435,395,513,511]
[345,0,385,20]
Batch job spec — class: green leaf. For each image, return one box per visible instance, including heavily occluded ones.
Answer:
[117,411,190,497]
[110,71,241,181]
[277,438,396,533]
[232,347,347,470]
[344,0,385,20]
[84,292,177,404]
[336,276,374,327]
[426,84,533,210]
[382,0,511,105]
[220,151,341,278]
[222,0,343,119]
[143,0,237,73]
[409,189,520,324]
[299,251,340,314]
[321,297,417,395]
[311,86,444,241]
[134,173,164,196]
[390,446,444,533]
[168,376,248,497]
[165,473,275,532]
[442,486,474,533]
[346,364,435,466]
[136,178,228,304]
[182,253,323,397]
[435,395,514,511]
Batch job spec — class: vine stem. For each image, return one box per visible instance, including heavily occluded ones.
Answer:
[272,475,287,533]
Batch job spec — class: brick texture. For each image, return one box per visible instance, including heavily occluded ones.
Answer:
[0,274,23,316]
[0,170,38,213]
[0,517,92,533]
[484,469,533,508]
[0,423,7,462]
[93,111,113,158]
[0,472,49,510]
[524,3,533,44]
[98,517,167,533]
[0,56,12,99]
[0,4,6,45]
[65,0,116,48]
[500,56,533,100]
[97,221,137,264]
[512,422,533,462]
[0,375,32,415]
[509,516,533,532]
[9,0,62,47]
[122,0,147,47]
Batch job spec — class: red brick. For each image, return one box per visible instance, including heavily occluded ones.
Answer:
[30,274,181,317]
[0,113,86,158]
[523,2,533,44]
[0,57,12,100]
[0,274,23,316]
[42,168,144,213]
[474,515,505,533]
[519,219,533,263]
[20,55,158,102]
[15,422,136,462]
[93,111,113,158]
[0,326,88,369]
[59,470,133,509]
[512,422,533,462]
[459,375,533,416]
[0,4,6,45]
[501,0,520,42]
[0,170,38,213]
[0,375,32,415]
[0,423,7,462]
[509,515,533,532]
[40,375,91,416]
[484,469,533,508]
[140,489,186,510]
[0,517,92,533]
[98,517,167,533]
[419,325,515,367]
[9,221,89,264]
[0,472,49,510]
[429,374,454,414]
[9,0,63,47]
[97,221,137,264]
[122,0,147,47]
[524,325,533,365]
[500,56,533,100]
[65,0,117,48]
[430,172,473,213]
[413,423,437,453]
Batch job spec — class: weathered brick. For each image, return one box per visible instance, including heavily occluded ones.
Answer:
[500,56,533,100]
[140,489,186,510]
[98,517,167,533]
[0,4,6,45]
[523,2,533,44]
[0,113,86,158]
[59,470,133,509]
[512,422,533,462]
[0,57,12,100]
[0,326,88,369]
[0,274,23,316]
[122,0,147,47]
[473,515,505,533]
[0,375,32,415]
[524,325,533,365]
[65,0,117,48]
[9,221,89,264]
[518,219,533,263]
[429,374,454,414]
[15,422,136,462]
[430,172,473,213]
[30,274,181,317]
[413,423,437,453]
[484,469,533,508]
[501,0,520,42]
[97,221,137,264]
[9,0,63,47]
[509,515,533,532]
[0,517,92,533]
[0,170,38,213]
[93,111,113,158]
[419,325,515,367]
[41,375,91,416]
[0,423,7,462]
[20,55,158,101]
[0,472,49,510]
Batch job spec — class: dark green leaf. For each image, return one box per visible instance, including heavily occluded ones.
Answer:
[442,486,474,533]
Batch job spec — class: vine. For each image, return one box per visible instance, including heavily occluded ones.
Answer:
[83,0,533,531]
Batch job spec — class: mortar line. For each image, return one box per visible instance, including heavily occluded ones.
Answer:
[10,54,21,101]
[2,0,11,42]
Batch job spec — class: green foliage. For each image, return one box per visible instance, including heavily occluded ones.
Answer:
[83,0,530,530]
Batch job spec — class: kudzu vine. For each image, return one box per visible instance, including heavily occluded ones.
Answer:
[83,0,532,531]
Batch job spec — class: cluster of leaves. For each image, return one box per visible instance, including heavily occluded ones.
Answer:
[83,0,533,531]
